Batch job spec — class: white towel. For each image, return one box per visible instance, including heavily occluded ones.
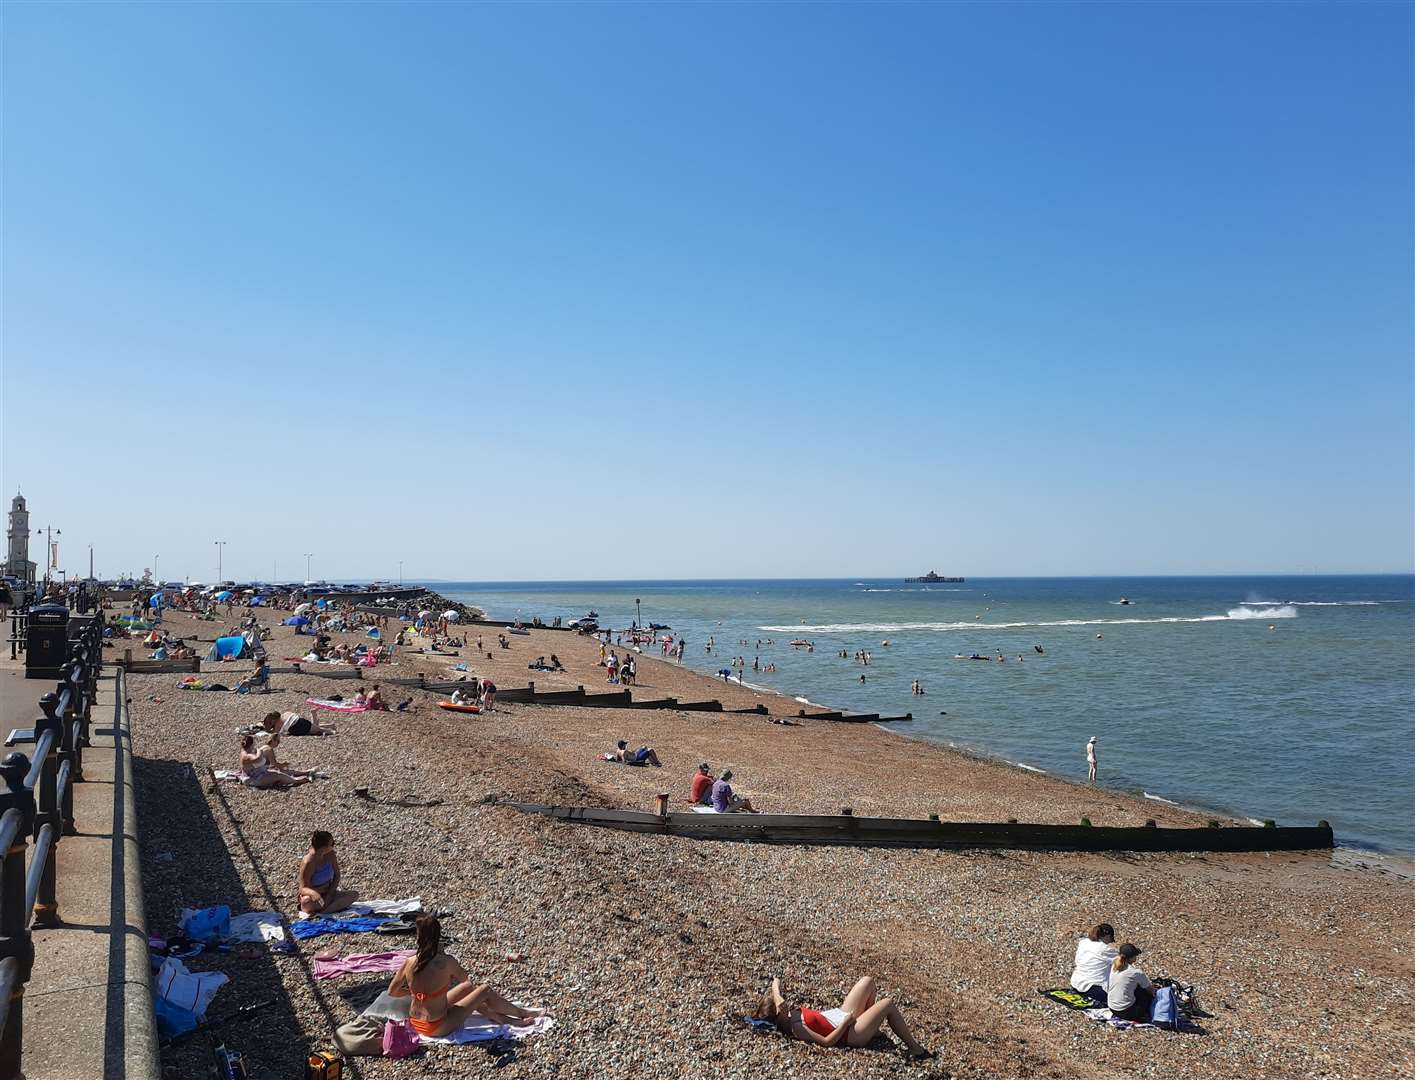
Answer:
[689,806,721,814]
[227,910,286,944]
[295,896,421,921]
[155,956,228,1017]
[360,991,554,1043]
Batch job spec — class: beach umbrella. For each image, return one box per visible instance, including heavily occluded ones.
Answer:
[418,609,432,619]
[149,596,162,608]
[284,615,310,627]
[216,590,233,601]
[294,603,313,615]
[366,628,381,640]
[443,610,459,623]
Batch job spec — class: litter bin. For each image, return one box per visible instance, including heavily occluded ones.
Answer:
[26,602,70,679]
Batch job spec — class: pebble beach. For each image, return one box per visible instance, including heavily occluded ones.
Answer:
[129,600,1414,1079]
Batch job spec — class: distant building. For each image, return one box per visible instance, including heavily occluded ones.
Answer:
[5,492,36,584]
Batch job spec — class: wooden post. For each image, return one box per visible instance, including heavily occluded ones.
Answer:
[655,793,669,817]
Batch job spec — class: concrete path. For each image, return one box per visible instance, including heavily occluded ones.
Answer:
[1,655,158,1079]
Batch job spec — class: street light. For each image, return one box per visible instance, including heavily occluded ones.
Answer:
[153,554,159,585]
[215,540,226,582]
[635,597,642,629]
[399,561,404,586]
[304,553,314,581]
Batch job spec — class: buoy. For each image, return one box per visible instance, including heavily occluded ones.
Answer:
[1096,633,1103,639]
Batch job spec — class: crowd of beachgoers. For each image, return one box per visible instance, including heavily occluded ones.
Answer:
[106,588,1412,1078]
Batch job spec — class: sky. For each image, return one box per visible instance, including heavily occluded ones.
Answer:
[2,2,1411,583]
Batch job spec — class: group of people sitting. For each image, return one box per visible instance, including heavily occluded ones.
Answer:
[297,832,547,1038]
[449,678,496,710]
[690,762,761,813]
[238,731,317,788]
[527,655,565,672]
[1069,923,1153,1020]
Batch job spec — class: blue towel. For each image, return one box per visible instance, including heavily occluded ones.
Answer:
[289,915,393,940]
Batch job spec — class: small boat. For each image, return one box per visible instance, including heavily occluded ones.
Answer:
[649,622,671,631]
[508,627,531,636]
[1118,597,1132,605]
[437,701,482,714]
[585,610,599,619]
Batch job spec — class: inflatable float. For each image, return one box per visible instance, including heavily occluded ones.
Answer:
[437,701,482,714]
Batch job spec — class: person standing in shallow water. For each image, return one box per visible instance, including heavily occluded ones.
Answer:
[1087,736,1098,782]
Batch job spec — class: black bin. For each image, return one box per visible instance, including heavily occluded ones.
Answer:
[26,603,70,679]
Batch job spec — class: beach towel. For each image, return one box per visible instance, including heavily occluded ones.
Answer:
[360,991,556,1044]
[314,950,415,980]
[1079,1006,1205,1034]
[179,905,231,942]
[1038,987,1099,1010]
[689,806,722,814]
[289,915,394,941]
[212,769,242,782]
[349,897,423,918]
[227,910,286,945]
[306,698,369,713]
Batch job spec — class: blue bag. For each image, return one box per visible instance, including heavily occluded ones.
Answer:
[1150,986,1178,1028]
[153,996,199,1038]
[180,905,231,943]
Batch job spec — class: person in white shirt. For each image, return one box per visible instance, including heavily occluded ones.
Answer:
[1086,736,1098,782]
[1107,943,1153,1020]
[1069,923,1117,1006]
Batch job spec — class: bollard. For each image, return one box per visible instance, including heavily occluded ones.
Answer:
[655,793,669,817]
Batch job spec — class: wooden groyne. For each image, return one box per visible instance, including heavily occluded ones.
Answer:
[504,804,1336,854]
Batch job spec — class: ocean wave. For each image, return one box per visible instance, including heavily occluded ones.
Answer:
[758,606,1296,634]
[1281,600,1384,606]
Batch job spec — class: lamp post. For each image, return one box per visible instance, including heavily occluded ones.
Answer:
[153,554,159,586]
[304,553,314,581]
[635,597,642,630]
[399,561,404,587]
[44,526,60,587]
[89,544,94,581]
[215,540,226,583]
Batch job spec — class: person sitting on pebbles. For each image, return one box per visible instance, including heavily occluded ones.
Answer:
[611,739,661,767]
[754,976,932,1060]
[238,733,313,789]
[389,915,547,1038]
[710,769,760,813]
[1069,922,1117,1006]
[298,830,359,915]
[364,684,388,711]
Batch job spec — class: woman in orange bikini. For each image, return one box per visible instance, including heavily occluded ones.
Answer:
[754,975,932,1060]
[388,916,546,1038]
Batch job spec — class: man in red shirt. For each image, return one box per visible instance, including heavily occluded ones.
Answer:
[689,762,714,805]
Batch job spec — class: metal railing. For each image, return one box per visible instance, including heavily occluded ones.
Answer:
[0,611,101,1077]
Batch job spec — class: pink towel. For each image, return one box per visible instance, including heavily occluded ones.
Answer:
[313,949,415,980]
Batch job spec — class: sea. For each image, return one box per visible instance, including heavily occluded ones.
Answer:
[433,576,1415,855]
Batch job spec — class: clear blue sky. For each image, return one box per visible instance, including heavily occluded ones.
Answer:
[3,2,1411,582]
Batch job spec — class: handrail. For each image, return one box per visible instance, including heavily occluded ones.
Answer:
[0,596,105,1076]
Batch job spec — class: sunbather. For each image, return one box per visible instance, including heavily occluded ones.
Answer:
[262,710,333,737]
[365,685,387,711]
[298,830,359,914]
[238,734,311,789]
[388,916,546,1038]
[1069,923,1117,1006]
[754,976,932,1060]
[612,740,661,767]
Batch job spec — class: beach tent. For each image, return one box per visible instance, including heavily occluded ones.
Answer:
[207,636,248,661]
[294,603,313,615]
[283,616,310,627]
[249,596,263,606]
[366,628,381,640]
[215,591,233,601]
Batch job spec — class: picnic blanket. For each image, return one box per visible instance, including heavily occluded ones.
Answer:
[1038,988,1205,1033]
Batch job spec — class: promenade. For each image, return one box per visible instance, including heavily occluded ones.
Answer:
[0,648,157,1080]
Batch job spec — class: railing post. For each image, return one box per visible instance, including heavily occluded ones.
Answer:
[0,756,36,1079]
[30,703,60,930]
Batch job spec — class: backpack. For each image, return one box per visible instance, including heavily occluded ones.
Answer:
[1149,986,1178,1028]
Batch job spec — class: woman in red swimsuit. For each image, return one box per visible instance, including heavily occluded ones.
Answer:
[389,916,547,1038]
[754,975,932,1060]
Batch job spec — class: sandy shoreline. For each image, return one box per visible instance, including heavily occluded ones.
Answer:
[125,602,1414,1078]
